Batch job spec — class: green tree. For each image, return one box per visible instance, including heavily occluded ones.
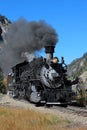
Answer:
[0,68,6,94]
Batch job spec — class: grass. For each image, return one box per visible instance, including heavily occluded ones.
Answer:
[0,106,86,130]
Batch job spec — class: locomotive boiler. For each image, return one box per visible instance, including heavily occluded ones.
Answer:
[7,45,74,106]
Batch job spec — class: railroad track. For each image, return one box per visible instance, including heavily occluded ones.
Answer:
[1,95,87,118]
[7,97,87,118]
[67,106,87,117]
[52,105,87,117]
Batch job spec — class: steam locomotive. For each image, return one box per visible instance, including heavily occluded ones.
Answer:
[7,46,75,106]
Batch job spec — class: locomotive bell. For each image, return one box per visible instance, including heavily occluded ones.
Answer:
[45,46,55,61]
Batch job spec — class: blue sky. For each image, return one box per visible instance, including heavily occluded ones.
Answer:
[0,0,87,64]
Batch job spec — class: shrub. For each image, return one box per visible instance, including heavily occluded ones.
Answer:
[0,80,6,94]
[75,88,87,107]
[0,68,6,94]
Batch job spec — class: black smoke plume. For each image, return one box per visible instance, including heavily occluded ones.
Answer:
[0,18,58,74]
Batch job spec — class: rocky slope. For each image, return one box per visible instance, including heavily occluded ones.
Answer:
[67,53,87,88]
[0,14,11,41]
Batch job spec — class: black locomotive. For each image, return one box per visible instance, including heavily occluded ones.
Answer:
[7,46,75,106]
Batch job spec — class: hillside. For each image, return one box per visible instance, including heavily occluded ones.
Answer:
[0,14,10,93]
[67,52,87,88]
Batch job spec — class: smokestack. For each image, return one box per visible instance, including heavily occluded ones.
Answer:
[45,45,55,61]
